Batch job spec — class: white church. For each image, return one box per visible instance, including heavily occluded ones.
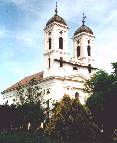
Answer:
[1,4,97,104]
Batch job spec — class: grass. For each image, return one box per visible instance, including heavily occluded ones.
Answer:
[0,131,58,143]
[0,131,40,143]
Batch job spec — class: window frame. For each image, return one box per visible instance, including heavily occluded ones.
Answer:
[59,37,63,49]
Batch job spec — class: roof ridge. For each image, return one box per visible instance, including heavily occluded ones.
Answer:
[1,71,44,94]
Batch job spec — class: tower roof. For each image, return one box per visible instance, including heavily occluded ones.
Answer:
[46,2,67,26]
[74,25,93,36]
[46,14,67,26]
[74,13,93,36]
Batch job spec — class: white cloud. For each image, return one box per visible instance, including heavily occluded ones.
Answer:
[1,0,28,6]
[95,31,117,72]
[0,0,48,15]
[105,10,117,26]
[0,27,9,39]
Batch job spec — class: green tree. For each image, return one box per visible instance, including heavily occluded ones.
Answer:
[112,62,117,76]
[15,78,45,130]
[17,103,45,130]
[45,95,101,143]
[16,77,44,105]
[84,62,117,142]
[0,104,23,130]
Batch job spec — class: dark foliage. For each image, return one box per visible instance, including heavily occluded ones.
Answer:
[0,131,57,143]
[45,95,102,143]
[0,103,45,131]
[85,62,117,142]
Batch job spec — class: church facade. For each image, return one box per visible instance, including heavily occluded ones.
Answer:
[1,7,97,104]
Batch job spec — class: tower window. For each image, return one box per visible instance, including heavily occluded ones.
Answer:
[49,32,51,35]
[73,67,77,70]
[77,40,80,44]
[77,46,80,57]
[48,58,51,68]
[88,40,90,44]
[60,57,63,67]
[59,37,63,49]
[87,45,91,56]
[59,30,63,35]
[49,38,51,49]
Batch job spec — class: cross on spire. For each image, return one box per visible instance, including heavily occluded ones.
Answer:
[82,13,86,26]
[55,2,58,15]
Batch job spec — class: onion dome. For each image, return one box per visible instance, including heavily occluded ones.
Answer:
[74,13,93,36]
[46,2,67,26]
[74,25,93,36]
[46,14,67,26]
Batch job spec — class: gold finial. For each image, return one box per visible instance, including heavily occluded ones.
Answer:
[82,13,86,26]
[55,1,58,15]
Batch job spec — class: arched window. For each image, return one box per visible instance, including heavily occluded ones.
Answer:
[77,40,80,44]
[87,45,91,56]
[88,64,91,73]
[59,37,63,49]
[88,40,90,44]
[48,58,51,68]
[49,38,51,49]
[77,46,80,57]
[60,57,63,67]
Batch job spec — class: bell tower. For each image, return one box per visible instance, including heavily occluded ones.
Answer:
[72,13,95,67]
[43,3,69,78]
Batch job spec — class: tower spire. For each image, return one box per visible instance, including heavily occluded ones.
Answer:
[82,13,86,26]
[55,1,58,15]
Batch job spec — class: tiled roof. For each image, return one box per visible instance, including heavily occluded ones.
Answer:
[74,25,93,36]
[1,71,43,94]
[46,14,67,26]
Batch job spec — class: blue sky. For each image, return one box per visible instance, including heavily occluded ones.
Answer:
[0,0,117,103]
